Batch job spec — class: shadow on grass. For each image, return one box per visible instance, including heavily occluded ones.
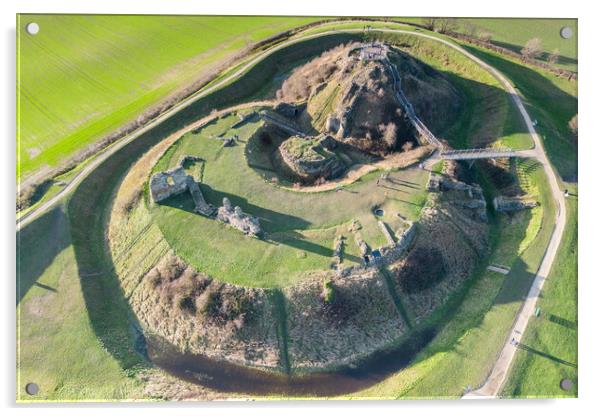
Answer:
[388,177,420,188]
[268,230,333,258]
[158,186,335,259]
[16,206,70,304]
[490,39,577,69]
[341,249,363,265]
[516,342,577,368]
[68,159,150,369]
[33,282,58,293]
[546,314,577,330]
[379,184,411,193]
[462,44,578,182]
[160,185,313,233]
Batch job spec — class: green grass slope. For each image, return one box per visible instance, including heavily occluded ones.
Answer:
[17,14,322,179]
[502,187,577,397]
[17,205,145,401]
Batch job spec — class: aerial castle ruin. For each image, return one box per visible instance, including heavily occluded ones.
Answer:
[149,156,262,236]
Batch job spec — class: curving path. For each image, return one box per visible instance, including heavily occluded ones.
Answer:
[16,23,567,398]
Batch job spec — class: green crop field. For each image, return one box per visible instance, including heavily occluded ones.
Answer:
[17,14,324,180]
[396,18,577,71]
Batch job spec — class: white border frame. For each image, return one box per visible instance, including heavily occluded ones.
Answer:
[3,1,597,415]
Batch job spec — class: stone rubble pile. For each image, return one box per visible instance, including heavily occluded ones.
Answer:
[493,196,539,212]
[217,197,262,237]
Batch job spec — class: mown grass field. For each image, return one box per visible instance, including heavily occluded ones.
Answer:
[16,20,577,400]
[150,113,428,288]
[458,19,577,71]
[502,186,577,397]
[17,14,324,180]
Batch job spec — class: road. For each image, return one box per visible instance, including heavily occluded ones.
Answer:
[16,23,568,397]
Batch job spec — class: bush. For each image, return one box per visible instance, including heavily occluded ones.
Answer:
[177,295,197,315]
[322,279,335,304]
[200,285,257,326]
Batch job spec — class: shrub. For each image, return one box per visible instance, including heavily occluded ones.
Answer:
[568,114,578,138]
[322,279,336,304]
[383,122,398,149]
[200,285,257,326]
[177,295,197,315]
[521,38,544,60]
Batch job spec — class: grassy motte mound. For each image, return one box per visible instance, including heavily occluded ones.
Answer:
[277,43,462,154]
[108,112,493,375]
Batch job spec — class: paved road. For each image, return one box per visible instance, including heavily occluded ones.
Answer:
[16,24,568,397]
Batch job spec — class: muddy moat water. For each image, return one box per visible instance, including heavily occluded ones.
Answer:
[147,328,436,396]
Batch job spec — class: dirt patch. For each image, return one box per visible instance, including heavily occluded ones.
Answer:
[139,368,229,401]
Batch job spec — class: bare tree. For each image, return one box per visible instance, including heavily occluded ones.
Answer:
[383,122,398,149]
[422,17,437,31]
[463,21,478,38]
[477,31,493,43]
[547,48,560,65]
[437,18,459,34]
[402,141,414,152]
[521,37,544,60]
